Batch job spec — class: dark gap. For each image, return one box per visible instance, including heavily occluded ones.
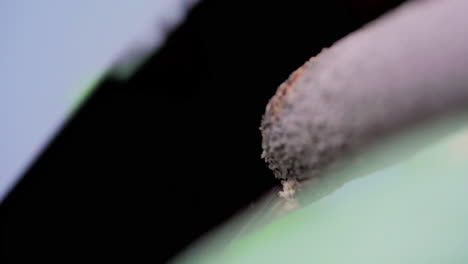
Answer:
[0,0,405,262]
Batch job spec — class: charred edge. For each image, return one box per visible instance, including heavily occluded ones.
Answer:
[265,60,311,120]
[260,58,316,180]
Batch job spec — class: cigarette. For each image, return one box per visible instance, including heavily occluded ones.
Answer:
[261,0,468,186]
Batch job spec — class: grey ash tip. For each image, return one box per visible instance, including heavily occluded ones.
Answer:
[260,56,351,181]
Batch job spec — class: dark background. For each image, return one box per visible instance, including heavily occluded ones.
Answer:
[0,0,404,262]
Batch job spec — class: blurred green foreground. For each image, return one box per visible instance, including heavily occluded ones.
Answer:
[172,112,468,264]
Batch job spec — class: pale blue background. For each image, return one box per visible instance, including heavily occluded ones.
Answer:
[0,0,197,202]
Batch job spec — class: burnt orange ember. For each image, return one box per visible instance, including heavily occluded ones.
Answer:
[266,61,310,119]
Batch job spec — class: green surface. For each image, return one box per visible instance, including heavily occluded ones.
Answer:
[172,112,468,264]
